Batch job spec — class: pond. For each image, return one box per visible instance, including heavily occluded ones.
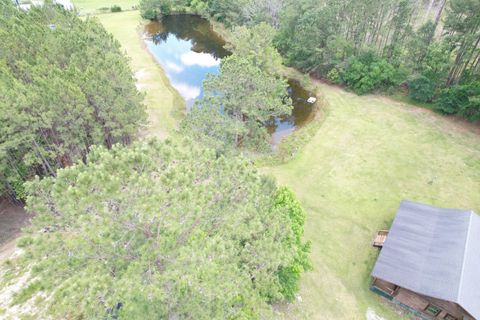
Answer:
[144,15,316,144]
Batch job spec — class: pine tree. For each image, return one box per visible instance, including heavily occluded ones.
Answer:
[0,1,146,198]
[15,138,310,319]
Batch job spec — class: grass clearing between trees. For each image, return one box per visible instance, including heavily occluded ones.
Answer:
[96,11,184,139]
[264,84,480,319]
[74,0,139,15]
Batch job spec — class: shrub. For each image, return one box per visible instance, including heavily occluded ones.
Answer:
[341,52,398,95]
[140,0,161,19]
[408,75,437,102]
[274,187,312,301]
[327,67,341,84]
[110,5,122,12]
[435,82,480,120]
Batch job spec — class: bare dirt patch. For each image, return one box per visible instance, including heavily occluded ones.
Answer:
[0,198,29,255]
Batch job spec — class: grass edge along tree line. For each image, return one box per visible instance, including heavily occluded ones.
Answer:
[140,0,480,122]
[1,1,312,318]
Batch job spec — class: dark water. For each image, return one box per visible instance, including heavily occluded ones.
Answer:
[144,15,316,144]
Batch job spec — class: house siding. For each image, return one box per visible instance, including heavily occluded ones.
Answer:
[372,278,471,320]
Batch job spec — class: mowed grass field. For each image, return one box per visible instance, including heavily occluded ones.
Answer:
[265,84,480,319]
[95,11,184,138]
[74,0,138,14]
[88,8,480,320]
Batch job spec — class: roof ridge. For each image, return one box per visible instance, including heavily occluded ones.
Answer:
[456,210,474,302]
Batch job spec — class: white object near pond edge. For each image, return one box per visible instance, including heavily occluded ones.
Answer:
[307,97,317,104]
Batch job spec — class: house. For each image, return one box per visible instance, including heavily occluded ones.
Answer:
[371,200,480,320]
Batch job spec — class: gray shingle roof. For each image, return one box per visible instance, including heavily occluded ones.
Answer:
[371,200,480,319]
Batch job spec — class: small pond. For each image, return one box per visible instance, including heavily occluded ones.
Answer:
[144,15,316,144]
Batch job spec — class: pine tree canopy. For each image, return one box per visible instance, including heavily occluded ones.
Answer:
[16,138,310,319]
[0,0,146,199]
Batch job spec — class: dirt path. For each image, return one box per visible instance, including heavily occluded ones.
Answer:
[0,198,29,261]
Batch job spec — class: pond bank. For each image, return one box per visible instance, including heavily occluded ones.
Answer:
[97,11,185,139]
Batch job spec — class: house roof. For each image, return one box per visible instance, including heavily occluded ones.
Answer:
[371,200,480,319]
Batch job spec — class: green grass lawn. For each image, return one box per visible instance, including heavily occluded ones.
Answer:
[74,0,139,14]
[264,84,480,319]
[96,11,184,139]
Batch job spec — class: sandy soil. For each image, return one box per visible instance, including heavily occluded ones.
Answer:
[0,198,29,261]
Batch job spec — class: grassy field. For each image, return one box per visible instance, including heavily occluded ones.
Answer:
[74,0,139,14]
[96,11,184,138]
[264,84,480,319]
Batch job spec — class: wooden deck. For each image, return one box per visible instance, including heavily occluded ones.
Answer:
[373,230,389,248]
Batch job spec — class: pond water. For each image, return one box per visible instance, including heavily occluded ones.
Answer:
[144,15,316,144]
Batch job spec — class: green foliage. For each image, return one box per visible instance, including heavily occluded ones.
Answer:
[12,281,45,305]
[327,68,341,84]
[189,0,208,14]
[408,75,437,103]
[0,1,146,198]
[406,22,436,71]
[341,53,398,95]
[17,236,34,248]
[443,0,480,86]
[139,0,160,18]
[275,1,341,73]
[182,55,292,153]
[273,0,478,121]
[435,81,480,120]
[227,23,283,75]
[140,0,189,18]
[17,139,309,318]
[110,5,122,12]
[273,187,312,301]
[140,0,282,26]
[180,102,246,156]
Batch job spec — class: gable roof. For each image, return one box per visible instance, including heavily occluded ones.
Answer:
[371,200,480,319]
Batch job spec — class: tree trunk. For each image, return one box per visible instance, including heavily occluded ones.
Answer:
[434,0,446,27]
[424,0,435,22]
[32,138,55,176]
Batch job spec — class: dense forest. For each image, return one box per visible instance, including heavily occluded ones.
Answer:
[141,0,480,121]
[0,1,145,199]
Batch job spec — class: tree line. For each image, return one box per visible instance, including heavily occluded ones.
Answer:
[141,0,480,121]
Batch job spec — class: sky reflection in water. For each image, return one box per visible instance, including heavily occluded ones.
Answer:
[144,15,315,144]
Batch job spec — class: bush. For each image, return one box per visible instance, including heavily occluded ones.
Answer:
[341,52,398,95]
[435,82,480,120]
[408,75,437,102]
[110,5,122,12]
[140,0,161,19]
[274,187,312,301]
[327,67,341,84]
